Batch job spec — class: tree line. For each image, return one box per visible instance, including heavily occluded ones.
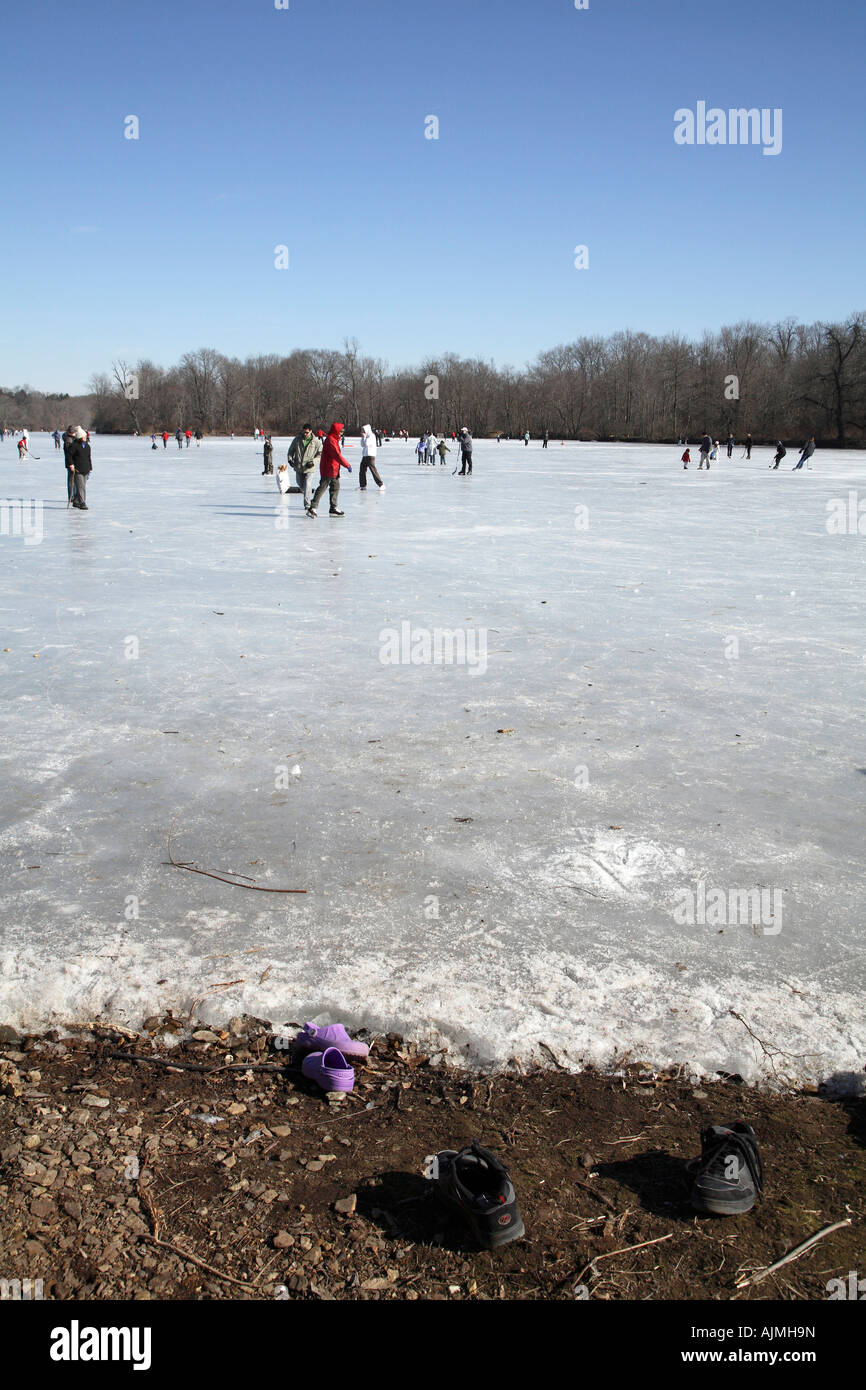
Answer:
[3,313,864,445]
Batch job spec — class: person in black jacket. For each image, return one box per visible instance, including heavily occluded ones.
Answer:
[67,427,92,509]
[62,425,78,504]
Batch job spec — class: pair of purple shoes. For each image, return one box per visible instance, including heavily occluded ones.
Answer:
[295,1022,369,1094]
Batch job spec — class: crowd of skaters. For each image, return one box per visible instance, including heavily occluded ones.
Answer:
[1,420,825,519]
[680,432,818,471]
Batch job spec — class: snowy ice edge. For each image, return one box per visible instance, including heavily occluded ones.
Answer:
[1,942,862,1093]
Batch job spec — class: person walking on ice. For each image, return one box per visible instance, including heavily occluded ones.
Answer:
[416,434,427,466]
[458,426,473,474]
[175,428,184,450]
[726,433,735,458]
[698,432,711,469]
[437,436,450,465]
[287,423,322,510]
[523,430,530,446]
[359,424,385,490]
[308,421,351,517]
[262,434,274,474]
[793,436,816,470]
[681,446,691,469]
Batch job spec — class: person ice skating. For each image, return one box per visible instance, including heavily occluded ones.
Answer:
[437,437,450,465]
[681,447,691,469]
[726,433,735,458]
[427,432,438,465]
[53,429,62,450]
[698,432,711,469]
[744,432,753,460]
[543,429,549,448]
[459,426,473,474]
[162,430,169,449]
[175,428,183,450]
[17,436,27,460]
[772,439,787,469]
[793,436,816,470]
[67,426,92,509]
[359,424,385,490]
[195,428,203,446]
[308,421,351,517]
[287,423,322,509]
[523,430,530,446]
[185,428,192,448]
[416,434,426,465]
[262,434,274,474]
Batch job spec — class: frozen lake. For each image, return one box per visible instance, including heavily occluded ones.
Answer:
[1,433,864,1085]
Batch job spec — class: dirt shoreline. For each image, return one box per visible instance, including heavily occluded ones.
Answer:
[1,1017,862,1302]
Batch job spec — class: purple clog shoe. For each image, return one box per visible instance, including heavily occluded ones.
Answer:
[301,1046,355,1093]
[294,1022,370,1059]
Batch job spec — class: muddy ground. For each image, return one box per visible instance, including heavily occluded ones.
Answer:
[0,1018,862,1302]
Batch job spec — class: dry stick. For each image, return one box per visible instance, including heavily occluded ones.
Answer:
[106,1049,292,1075]
[166,818,306,893]
[734,1219,853,1290]
[569,1232,675,1290]
[141,1235,262,1292]
[728,1009,818,1067]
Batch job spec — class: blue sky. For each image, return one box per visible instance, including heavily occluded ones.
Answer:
[1,0,863,392]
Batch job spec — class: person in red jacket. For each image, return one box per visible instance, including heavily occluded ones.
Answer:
[308,421,351,517]
[681,447,690,469]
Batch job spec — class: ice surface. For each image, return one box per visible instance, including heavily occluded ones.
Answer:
[1,434,864,1086]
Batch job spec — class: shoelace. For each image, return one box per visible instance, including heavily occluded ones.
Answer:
[694,1128,764,1198]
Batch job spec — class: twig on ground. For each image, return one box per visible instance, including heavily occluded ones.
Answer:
[141,1235,262,1291]
[166,818,306,894]
[734,1219,853,1289]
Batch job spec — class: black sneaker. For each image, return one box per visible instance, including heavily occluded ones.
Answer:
[425,1140,525,1248]
[689,1122,764,1215]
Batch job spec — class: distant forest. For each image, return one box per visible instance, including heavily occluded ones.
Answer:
[3,313,865,445]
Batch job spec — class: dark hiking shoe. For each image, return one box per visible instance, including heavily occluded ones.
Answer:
[688,1122,764,1215]
[424,1140,525,1248]
[329,508,344,516]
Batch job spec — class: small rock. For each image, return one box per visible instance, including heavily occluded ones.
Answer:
[82,1095,110,1109]
[271,1125,291,1138]
[192,1030,220,1043]
[273,1231,294,1250]
[227,1102,247,1116]
[0,1024,21,1045]
[579,1153,597,1170]
[333,1195,357,1215]
[692,1089,709,1100]
[306,1160,324,1173]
